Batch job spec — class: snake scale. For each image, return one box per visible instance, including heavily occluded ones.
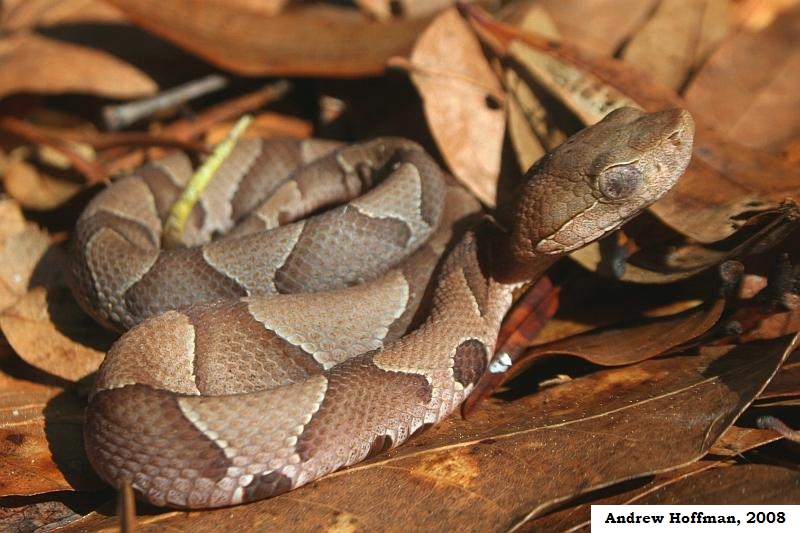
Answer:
[70,107,694,508]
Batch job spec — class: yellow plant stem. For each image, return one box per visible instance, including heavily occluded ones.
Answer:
[163,115,253,248]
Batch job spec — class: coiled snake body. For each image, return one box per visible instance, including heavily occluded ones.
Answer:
[71,108,694,508]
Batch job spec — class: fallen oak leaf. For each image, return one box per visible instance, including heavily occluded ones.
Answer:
[515,296,726,367]
[1,0,125,29]
[514,0,658,56]
[502,5,569,172]
[708,424,785,457]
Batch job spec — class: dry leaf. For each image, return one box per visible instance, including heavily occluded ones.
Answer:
[0,199,53,311]
[525,458,794,530]
[106,0,432,77]
[538,0,659,54]
[0,0,160,102]
[1,155,84,210]
[735,0,800,30]
[59,335,794,531]
[356,0,454,20]
[0,32,157,99]
[205,112,313,145]
[623,0,733,90]
[1,0,125,29]
[517,298,724,368]
[0,287,111,382]
[463,5,800,244]
[0,357,102,496]
[759,358,800,401]
[709,425,784,456]
[408,8,505,205]
[635,464,800,504]
[685,7,800,152]
[503,5,566,171]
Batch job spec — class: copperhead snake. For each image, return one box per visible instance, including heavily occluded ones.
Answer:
[70,107,694,508]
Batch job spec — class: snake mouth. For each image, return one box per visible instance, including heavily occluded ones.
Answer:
[534,211,627,255]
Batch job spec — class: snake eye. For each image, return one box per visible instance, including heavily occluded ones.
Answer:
[597,164,642,200]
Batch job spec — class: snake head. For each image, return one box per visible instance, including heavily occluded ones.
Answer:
[510,107,694,262]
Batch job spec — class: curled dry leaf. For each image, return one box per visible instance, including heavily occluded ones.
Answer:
[60,335,795,531]
[1,155,84,211]
[571,202,800,284]
[515,297,725,369]
[408,8,505,205]
[106,0,432,77]
[503,5,567,172]
[0,287,111,382]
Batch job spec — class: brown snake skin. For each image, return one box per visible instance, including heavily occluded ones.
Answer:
[71,108,694,508]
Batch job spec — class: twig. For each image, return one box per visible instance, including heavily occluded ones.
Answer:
[757,415,800,443]
[161,79,292,141]
[105,80,292,174]
[118,480,136,533]
[0,116,109,183]
[102,74,229,131]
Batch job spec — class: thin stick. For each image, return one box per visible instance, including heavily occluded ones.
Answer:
[161,79,292,141]
[105,80,292,174]
[0,116,108,183]
[118,480,136,533]
[102,74,229,131]
[757,415,800,443]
